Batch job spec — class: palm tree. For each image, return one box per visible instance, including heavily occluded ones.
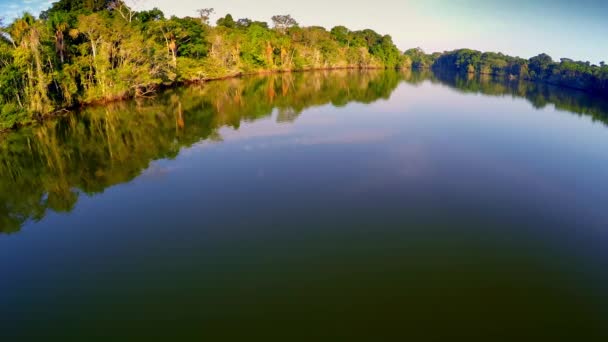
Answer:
[9,13,39,48]
[49,13,70,63]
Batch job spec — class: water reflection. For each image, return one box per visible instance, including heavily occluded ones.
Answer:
[0,70,402,232]
[427,69,608,124]
[1,69,608,233]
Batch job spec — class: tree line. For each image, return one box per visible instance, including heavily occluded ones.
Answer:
[1,0,606,130]
[0,0,405,130]
[404,48,608,96]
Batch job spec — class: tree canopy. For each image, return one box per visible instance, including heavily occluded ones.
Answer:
[409,48,608,96]
[0,4,412,130]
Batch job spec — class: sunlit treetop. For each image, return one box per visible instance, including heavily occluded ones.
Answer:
[40,0,117,18]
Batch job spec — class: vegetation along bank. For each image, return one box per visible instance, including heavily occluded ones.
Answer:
[0,0,606,130]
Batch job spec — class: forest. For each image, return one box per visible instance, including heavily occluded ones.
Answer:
[405,48,608,96]
[1,0,607,130]
[0,0,404,130]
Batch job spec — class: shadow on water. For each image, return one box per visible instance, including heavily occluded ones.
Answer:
[1,69,608,233]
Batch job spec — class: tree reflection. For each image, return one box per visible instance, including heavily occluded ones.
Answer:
[427,69,608,124]
[1,69,607,233]
[0,70,402,233]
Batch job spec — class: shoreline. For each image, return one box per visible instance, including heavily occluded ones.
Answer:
[3,65,606,135]
[1,66,389,134]
[426,67,608,97]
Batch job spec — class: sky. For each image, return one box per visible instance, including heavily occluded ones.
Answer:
[1,0,606,63]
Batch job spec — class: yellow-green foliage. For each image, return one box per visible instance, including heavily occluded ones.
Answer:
[0,2,407,129]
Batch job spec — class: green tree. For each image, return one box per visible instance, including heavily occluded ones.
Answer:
[217,14,236,28]
[9,13,54,115]
[271,15,298,34]
[41,0,114,18]
[528,53,554,79]
[330,26,351,46]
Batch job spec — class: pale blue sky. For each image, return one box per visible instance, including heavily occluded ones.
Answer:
[1,0,606,63]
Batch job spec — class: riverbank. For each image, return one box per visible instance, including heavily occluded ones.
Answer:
[1,7,406,132]
[4,64,608,135]
[3,4,605,132]
[0,66,392,134]
[432,66,608,96]
[404,48,608,97]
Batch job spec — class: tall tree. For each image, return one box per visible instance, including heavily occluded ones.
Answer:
[9,14,53,114]
[217,14,236,28]
[528,53,554,78]
[330,26,351,46]
[271,15,298,33]
[110,0,141,23]
[236,18,252,28]
[196,8,214,25]
[48,13,70,63]
[41,0,114,18]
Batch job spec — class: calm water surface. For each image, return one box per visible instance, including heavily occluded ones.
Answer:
[1,70,608,340]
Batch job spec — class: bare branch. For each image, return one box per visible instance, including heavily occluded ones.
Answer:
[110,0,144,23]
[196,8,214,25]
[271,15,298,34]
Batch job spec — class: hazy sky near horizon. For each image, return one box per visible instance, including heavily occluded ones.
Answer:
[1,0,606,63]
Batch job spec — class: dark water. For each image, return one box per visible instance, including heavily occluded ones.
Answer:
[1,70,608,340]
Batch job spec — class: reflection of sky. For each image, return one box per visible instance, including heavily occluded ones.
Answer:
[2,0,607,62]
[1,74,608,338]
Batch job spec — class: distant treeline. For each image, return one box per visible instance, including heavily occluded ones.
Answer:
[0,0,405,130]
[403,48,608,96]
